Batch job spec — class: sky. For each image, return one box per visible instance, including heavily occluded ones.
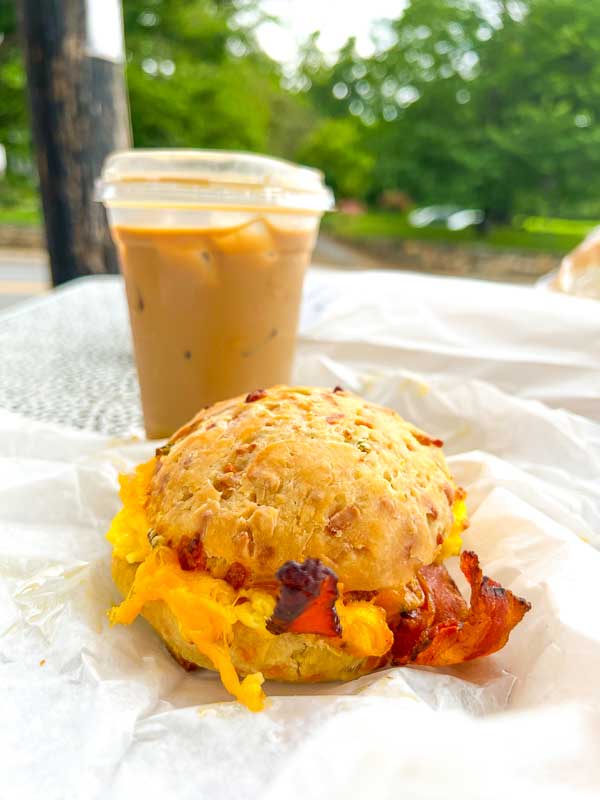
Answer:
[255,0,408,65]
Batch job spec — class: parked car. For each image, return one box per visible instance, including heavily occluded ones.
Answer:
[409,205,484,231]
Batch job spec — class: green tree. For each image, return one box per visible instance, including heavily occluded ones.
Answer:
[299,0,485,205]
[301,0,600,219]
[297,117,374,199]
[297,35,372,121]
[470,0,600,219]
[365,0,484,208]
[294,34,378,198]
[0,0,317,206]
[5,0,600,222]
[0,2,35,198]
[123,0,316,156]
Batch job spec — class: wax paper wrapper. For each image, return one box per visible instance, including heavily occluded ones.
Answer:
[2,270,600,798]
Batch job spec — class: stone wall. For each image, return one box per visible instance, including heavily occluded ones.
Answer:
[0,225,44,249]
[342,236,562,284]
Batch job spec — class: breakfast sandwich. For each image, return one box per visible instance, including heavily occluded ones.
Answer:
[107,385,530,710]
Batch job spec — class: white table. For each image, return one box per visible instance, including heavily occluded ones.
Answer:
[3,268,600,798]
[1,269,598,435]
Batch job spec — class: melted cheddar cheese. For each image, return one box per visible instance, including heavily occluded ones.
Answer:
[110,547,269,711]
[106,460,467,710]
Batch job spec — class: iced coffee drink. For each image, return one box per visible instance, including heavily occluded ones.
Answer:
[98,151,333,438]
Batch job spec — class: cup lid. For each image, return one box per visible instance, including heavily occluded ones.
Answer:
[97,149,334,213]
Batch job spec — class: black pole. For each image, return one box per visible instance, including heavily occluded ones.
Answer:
[17,0,131,285]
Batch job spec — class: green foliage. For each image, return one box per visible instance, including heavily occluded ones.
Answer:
[296,117,374,199]
[123,0,316,155]
[304,0,600,219]
[3,0,600,230]
[0,1,316,187]
[469,0,600,219]
[0,2,33,182]
[323,210,587,254]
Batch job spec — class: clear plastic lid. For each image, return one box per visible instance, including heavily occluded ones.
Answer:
[97,149,334,213]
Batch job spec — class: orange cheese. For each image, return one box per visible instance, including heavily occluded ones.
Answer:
[108,543,396,710]
[110,547,269,711]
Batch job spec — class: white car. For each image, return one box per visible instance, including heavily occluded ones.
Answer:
[409,205,484,231]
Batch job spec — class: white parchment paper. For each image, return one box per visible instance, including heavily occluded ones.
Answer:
[2,270,600,798]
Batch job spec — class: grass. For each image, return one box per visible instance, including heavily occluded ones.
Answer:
[0,205,41,226]
[0,181,42,226]
[0,194,595,256]
[322,211,598,255]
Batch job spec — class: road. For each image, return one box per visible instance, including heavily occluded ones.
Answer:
[0,248,50,310]
[312,233,384,270]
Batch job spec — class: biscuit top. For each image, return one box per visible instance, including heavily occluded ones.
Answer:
[146,385,458,590]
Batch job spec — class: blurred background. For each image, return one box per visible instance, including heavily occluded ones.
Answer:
[2,0,600,304]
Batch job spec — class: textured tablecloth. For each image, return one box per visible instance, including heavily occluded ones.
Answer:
[1,269,598,435]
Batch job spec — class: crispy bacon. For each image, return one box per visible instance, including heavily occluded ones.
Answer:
[224,561,250,590]
[344,589,378,603]
[419,562,469,623]
[413,431,444,448]
[266,558,341,637]
[264,551,529,667]
[390,551,531,666]
[177,534,206,571]
[245,389,267,403]
[388,564,456,662]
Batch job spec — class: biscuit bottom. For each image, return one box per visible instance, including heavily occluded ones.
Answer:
[110,544,531,712]
[111,552,389,711]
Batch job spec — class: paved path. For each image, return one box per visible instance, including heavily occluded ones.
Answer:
[0,236,385,311]
[312,233,385,270]
[0,248,50,309]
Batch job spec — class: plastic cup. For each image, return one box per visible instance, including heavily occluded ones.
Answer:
[97,150,333,438]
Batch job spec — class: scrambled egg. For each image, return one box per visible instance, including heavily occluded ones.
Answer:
[107,458,466,710]
[439,493,467,560]
[106,459,155,564]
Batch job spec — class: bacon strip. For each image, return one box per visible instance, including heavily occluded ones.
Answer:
[266,558,341,637]
[245,389,266,403]
[177,534,206,571]
[266,551,529,666]
[413,431,444,448]
[389,562,462,663]
[391,551,531,666]
[224,561,250,590]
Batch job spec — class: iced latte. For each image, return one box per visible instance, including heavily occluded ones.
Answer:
[98,151,333,438]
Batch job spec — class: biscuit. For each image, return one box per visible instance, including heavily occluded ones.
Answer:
[146,385,456,590]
